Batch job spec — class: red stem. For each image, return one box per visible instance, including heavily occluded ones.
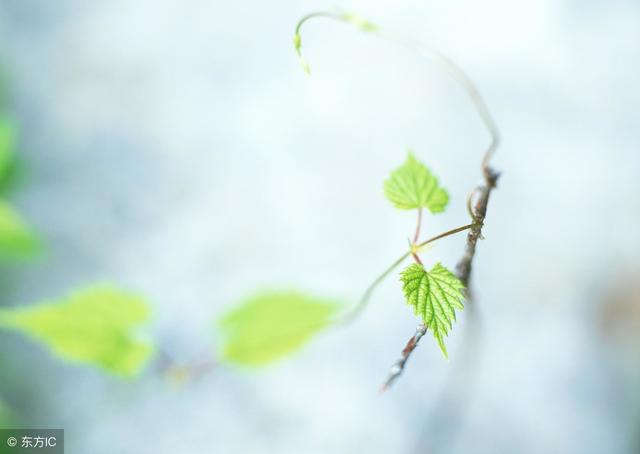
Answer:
[411,208,423,265]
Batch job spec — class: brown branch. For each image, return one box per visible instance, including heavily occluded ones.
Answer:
[381,323,428,391]
[456,169,499,288]
[381,164,499,390]
[377,19,501,389]
[292,9,501,390]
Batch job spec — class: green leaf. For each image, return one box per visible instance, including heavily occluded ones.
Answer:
[0,200,40,260]
[0,286,154,376]
[0,116,16,184]
[400,262,465,358]
[218,291,339,366]
[0,399,12,426]
[384,152,449,212]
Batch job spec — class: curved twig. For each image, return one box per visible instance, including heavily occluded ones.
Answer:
[294,12,499,175]
[294,12,500,389]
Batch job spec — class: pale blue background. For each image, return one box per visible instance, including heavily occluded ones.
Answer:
[0,0,638,453]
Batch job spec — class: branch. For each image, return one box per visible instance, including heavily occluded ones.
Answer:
[456,169,499,287]
[381,323,427,391]
[381,164,499,390]
[342,223,475,326]
[291,9,500,388]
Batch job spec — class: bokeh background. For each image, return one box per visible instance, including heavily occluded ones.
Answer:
[0,0,639,453]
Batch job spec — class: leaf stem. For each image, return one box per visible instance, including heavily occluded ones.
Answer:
[416,222,478,250]
[411,208,423,265]
[340,251,411,325]
[413,208,422,244]
[341,222,475,324]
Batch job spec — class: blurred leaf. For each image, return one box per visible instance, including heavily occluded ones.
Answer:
[0,117,38,261]
[0,116,16,185]
[384,152,449,212]
[0,286,154,376]
[400,262,465,358]
[0,200,39,261]
[0,399,11,426]
[218,291,339,366]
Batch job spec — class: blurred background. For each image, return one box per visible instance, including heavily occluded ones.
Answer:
[0,0,639,452]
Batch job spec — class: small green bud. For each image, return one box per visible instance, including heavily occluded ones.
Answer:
[293,33,302,55]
